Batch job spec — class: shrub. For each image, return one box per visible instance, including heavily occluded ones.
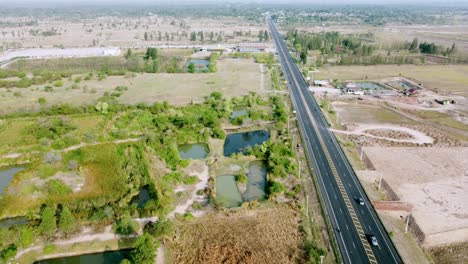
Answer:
[38,97,47,105]
[47,179,72,196]
[53,80,63,87]
[182,175,199,185]
[144,219,173,238]
[235,173,248,184]
[114,214,139,235]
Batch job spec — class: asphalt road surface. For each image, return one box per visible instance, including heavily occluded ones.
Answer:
[267,17,403,264]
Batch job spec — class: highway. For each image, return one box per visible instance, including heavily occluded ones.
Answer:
[267,18,403,264]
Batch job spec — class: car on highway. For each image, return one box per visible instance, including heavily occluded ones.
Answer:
[370,235,378,246]
[357,197,364,205]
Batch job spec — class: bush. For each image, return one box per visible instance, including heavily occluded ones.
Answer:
[182,175,199,185]
[38,97,47,106]
[267,180,286,197]
[53,80,63,87]
[114,215,139,235]
[0,244,17,263]
[47,179,72,196]
[144,219,173,238]
[235,173,248,184]
[43,244,56,254]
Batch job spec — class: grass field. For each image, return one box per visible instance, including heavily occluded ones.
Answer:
[332,102,414,125]
[315,65,468,96]
[0,115,105,154]
[166,207,306,264]
[0,58,267,114]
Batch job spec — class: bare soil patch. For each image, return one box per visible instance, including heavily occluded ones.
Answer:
[362,147,468,247]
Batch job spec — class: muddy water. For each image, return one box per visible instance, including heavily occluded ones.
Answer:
[0,166,25,196]
[216,175,243,208]
[34,249,131,264]
[243,161,266,202]
[178,143,209,159]
[223,130,270,156]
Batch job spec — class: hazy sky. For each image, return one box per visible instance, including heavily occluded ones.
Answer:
[1,0,467,5]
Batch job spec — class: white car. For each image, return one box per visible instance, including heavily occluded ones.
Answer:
[370,235,378,246]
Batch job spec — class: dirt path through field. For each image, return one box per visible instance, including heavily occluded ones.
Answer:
[169,161,209,218]
[332,124,434,144]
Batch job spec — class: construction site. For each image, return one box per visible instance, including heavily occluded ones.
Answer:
[311,66,468,263]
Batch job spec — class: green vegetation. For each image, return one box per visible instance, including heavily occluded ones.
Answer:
[143,219,173,238]
[127,233,159,264]
[39,206,57,239]
[58,206,76,237]
[114,215,139,235]
[286,29,465,67]
[235,173,248,184]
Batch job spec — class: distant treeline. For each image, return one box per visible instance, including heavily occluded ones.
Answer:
[287,30,462,66]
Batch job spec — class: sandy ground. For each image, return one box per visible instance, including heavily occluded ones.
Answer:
[363,147,468,247]
[169,160,209,218]
[332,124,434,144]
[0,15,265,49]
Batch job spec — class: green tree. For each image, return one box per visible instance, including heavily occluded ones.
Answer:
[59,206,75,236]
[300,50,308,64]
[125,48,133,60]
[144,48,158,61]
[129,233,159,264]
[263,30,269,41]
[258,29,264,42]
[410,38,418,51]
[144,32,148,41]
[115,215,139,235]
[39,206,57,238]
[0,244,17,263]
[144,219,173,238]
[19,226,35,248]
[187,63,196,73]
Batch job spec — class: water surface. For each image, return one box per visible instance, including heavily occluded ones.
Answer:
[178,143,209,159]
[216,175,243,208]
[230,106,248,120]
[0,166,25,196]
[223,130,270,156]
[34,249,131,264]
[186,59,209,71]
[242,161,266,202]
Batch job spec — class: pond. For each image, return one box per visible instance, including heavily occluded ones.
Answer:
[230,106,248,120]
[0,166,26,196]
[243,161,267,202]
[353,82,386,90]
[0,216,30,229]
[216,175,243,208]
[223,130,270,157]
[178,143,209,159]
[216,161,267,208]
[186,59,209,72]
[130,186,151,208]
[35,249,131,264]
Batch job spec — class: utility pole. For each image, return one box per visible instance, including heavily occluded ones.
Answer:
[360,147,364,160]
[306,194,309,218]
[320,255,324,264]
